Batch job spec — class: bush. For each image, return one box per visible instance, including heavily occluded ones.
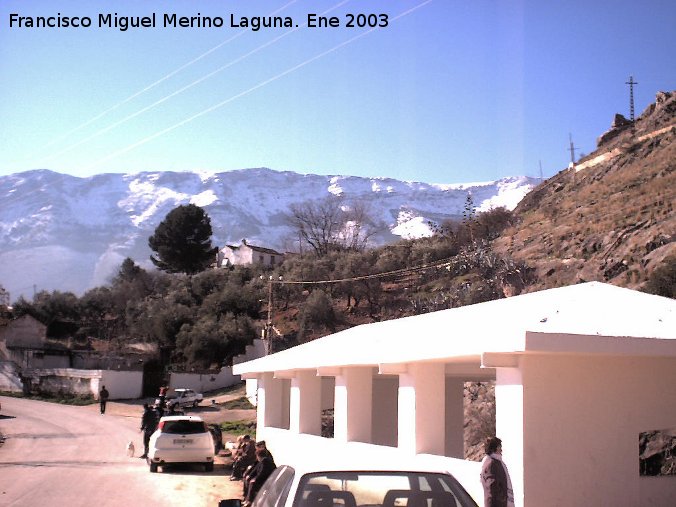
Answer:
[220,419,257,436]
[643,256,676,298]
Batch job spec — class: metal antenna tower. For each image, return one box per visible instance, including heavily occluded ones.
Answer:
[626,75,638,122]
[539,160,544,182]
[568,133,578,164]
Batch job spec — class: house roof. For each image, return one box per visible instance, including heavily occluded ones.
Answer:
[233,282,676,375]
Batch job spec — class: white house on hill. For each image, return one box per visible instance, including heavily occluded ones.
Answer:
[217,239,284,268]
[233,282,676,506]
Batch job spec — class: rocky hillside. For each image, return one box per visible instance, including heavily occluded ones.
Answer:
[0,169,535,301]
[494,91,675,291]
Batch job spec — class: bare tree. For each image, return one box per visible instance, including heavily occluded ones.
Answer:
[288,196,379,257]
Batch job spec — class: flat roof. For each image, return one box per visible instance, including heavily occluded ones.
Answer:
[234,282,676,375]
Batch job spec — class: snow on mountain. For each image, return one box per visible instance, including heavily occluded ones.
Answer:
[0,168,537,301]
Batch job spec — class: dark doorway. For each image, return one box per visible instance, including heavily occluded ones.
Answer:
[142,359,165,397]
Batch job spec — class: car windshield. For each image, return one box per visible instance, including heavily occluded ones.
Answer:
[161,420,207,435]
[293,471,478,507]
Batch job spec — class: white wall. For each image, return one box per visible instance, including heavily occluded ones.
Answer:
[99,370,144,400]
[520,354,676,507]
[169,339,267,396]
[0,360,23,392]
[168,367,241,395]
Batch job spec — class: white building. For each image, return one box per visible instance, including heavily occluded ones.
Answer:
[217,239,284,268]
[234,282,676,506]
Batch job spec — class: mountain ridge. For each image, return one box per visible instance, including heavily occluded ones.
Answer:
[0,168,537,300]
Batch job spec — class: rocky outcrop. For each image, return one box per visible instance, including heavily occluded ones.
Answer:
[597,113,632,147]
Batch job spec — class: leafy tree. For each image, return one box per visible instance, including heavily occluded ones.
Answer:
[297,290,337,342]
[175,313,256,369]
[12,290,80,325]
[462,192,477,243]
[148,204,218,274]
[115,257,143,283]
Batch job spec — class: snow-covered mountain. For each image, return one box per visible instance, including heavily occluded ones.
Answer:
[0,168,537,301]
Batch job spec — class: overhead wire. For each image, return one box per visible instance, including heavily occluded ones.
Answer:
[32,0,351,166]
[84,0,435,171]
[37,0,299,151]
[266,255,453,286]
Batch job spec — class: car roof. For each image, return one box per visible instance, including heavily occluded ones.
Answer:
[159,415,204,422]
[281,454,456,477]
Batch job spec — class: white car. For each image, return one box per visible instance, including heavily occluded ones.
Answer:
[147,415,215,473]
[156,388,203,409]
[218,457,479,507]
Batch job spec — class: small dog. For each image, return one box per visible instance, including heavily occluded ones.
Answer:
[126,441,135,458]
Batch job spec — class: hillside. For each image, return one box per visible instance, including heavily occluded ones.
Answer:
[0,170,535,301]
[493,91,675,291]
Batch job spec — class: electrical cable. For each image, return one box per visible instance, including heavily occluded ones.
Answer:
[84,0,435,171]
[37,0,299,151]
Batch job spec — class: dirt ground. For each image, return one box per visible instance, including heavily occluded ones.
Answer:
[100,384,257,505]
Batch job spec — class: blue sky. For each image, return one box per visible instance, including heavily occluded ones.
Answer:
[0,0,674,184]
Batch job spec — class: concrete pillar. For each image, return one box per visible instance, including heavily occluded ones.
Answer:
[289,370,322,435]
[372,376,399,447]
[398,362,445,455]
[496,367,524,507]
[445,377,464,458]
[257,372,288,431]
[334,367,373,443]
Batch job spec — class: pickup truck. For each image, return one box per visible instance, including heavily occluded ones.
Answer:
[156,388,203,409]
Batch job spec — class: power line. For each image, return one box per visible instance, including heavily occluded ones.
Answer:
[84,0,435,171]
[268,255,455,286]
[36,0,299,153]
[33,0,351,167]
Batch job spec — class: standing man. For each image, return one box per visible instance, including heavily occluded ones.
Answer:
[99,385,110,415]
[480,436,514,507]
[140,403,158,459]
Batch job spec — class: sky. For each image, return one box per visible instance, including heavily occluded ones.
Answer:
[0,0,674,184]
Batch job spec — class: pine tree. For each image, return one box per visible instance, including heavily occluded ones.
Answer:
[148,204,218,275]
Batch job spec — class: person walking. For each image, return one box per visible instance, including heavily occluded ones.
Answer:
[140,403,159,459]
[480,436,514,507]
[99,385,109,414]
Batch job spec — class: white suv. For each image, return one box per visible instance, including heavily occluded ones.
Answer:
[147,415,215,473]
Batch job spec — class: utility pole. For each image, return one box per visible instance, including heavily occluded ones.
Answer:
[265,276,273,355]
[626,75,638,123]
[568,133,578,164]
[568,133,578,183]
[538,160,544,183]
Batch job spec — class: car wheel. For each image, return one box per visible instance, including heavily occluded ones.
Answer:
[205,462,214,472]
[193,401,199,408]
[150,463,158,473]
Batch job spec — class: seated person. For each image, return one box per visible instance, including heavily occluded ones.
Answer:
[243,441,275,492]
[242,448,277,506]
[230,435,255,480]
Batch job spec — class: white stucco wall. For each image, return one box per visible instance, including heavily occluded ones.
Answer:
[97,370,144,399]
[0,360,23,392]
[519,354,676,507]
[168,367,240,395]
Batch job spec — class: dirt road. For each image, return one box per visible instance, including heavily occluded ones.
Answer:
[0,395,249,507]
